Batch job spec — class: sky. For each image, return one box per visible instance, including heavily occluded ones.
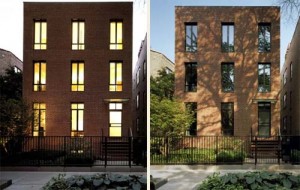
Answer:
[0,0,147,68]
[150,0,299,69]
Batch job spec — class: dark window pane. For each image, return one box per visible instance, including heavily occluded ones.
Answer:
[185,63,197,92]
[185,102,197,136]
[258,63,271,92]
[258,23,271,52]
[221,102,234,136]
[221,63,234,92]
[258,102,270,136]
[185,24,197,52]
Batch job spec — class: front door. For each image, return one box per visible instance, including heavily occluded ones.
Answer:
[109,103,122,137]
[258,102,271,137]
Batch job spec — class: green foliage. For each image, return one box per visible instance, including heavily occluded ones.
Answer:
[291,149,300,163]
[198,171,300,190]
[150,69,174,100]
[42,173,147,190]
[217,137,245,151]
[0,66,22,100]
[216,150,246,163]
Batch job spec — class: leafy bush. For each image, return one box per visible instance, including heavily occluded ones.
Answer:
[43,173,147,190]
[216,150,246,163]
[217,137,245,151]
[291,150,300,164]
[198,171,300,190]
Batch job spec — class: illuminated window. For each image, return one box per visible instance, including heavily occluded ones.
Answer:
[109,103,122,137]
[110,21,123,50]
[109,61,122,91]
[71,62,84,91]
[258,63,271,92]
[143,60,146,80]
[34,20,47,50]
[34,61,46,91]
[136,67,140,85]
[258,23,271,52]
[71,103,84,137]
[136,93,139,109]
[14,66,21,73]
[72,20,85,50]
[185,23,197,52]
[222,23,234,52]
[33,103,46,136]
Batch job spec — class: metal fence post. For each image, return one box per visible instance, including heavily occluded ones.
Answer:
[129,137,132,168]
[166,137,169,164]
[255,136,257,165]
[278,136,281,165]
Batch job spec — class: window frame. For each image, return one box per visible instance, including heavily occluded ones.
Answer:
[221,23,235,52]
[221,102,234,136]
[185,23,197,52]
[109,102,122,137]
[71,103,84,137]
[109,61,123,92]
[185,62,197,92]
[258,63,271,93]
[71,61,84,92]
[72,20,85,50]
[258,23,271,52]
[33,61,46,92]
[34,20,47,50]
[33,103,46,136]
[185,102,197,136]
[221,62,234,92]
[290,62,293,80]
[284,68,287,85]
[110,20,123,50]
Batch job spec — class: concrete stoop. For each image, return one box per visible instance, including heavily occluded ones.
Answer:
[0,179,12,190]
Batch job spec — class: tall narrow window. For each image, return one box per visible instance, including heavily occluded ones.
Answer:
[290,62,293,80]
[258,23,271,52]
[185,102,197,136]
[34,20,47,50]
[72,20,85,50]
[71,62,84,91]
[258,102,271,137]
[221,63,234,92]
[222,23,234,52]
[136,93,140,109]
[110,21,123,50]
[109,61,122,91]
[185,23,197,52]
[109,103,122,137]
[258,63,271,92]
[290,91,292,110]
[33,103,46,136]
[34,61,46,91]
[136,67,140,85]
[221,102,234,136]
[143,61,146,80]
[283,93,287,108]
[71,103,84,137]
[284,68,287,85]
[185,62,197,92]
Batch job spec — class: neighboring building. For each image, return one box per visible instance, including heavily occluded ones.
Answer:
[150,49,174,77]
[175,6,280,136]
[281,18,300,136]
[133,34,147,136]
[0,49,22,75]
[23,2,133,137]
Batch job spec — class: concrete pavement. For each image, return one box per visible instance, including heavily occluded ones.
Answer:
[151,164,300,190]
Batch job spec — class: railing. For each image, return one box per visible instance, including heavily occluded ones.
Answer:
[151,136,300,165]
[0,136,146,167]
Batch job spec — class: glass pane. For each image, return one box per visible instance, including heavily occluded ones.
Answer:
[35,22,40,43]
[41,44,47,50]
[78,85,84,91]
[34,63,40,84]
[109,103,115,110]
[116,103,122,109]
[33,110,39,130]
[222,25,227,43]
[40,103,46,109]
[78,63,84,84]
[72,110,77,131]
[117,22,122,43]
[78,110,84,131]
[117,44,123,49]
[116,63,122,84]
[229,25,234,45]
[40,110,46,129]
[72,85,78,91]
[110,62,116,84]
[71,104,78,109]
[78,104,84,109]
[72,22,78,43]
[110,111,121,123]
[41,63,46,84]
[72,63,78,84]
[110,22,116,43]
[110,127,121,137]
[79,22,84,43]
[41,22,47,43]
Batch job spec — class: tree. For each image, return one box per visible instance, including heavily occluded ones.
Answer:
[0,67,32,136]
[150,69,194,137]
[276,0,300,20]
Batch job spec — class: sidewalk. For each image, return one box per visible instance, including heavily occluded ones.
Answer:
[150,164,300,190]
[0,169,146,190]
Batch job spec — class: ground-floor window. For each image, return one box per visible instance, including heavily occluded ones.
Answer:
[33,103,46,136]
[258,102,271,136]
[221,102,234,136]
[185,102,197,136]
[109,103,122,137]
[71,103,84,137]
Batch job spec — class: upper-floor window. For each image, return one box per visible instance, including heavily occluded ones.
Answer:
[221,63,234,92]
[136,67,140,85]
[109,61,122,91]
[110,21,123,50]
[290,91,292,110]
[71,103,84,137]
[143,60,146,80]
[185,23,197,52]
[136,93,140,109]
[71,62,84,91]
[72,20,85,50]
[283,93,287,108]
[14,66,21,73]
[185,62,197,92]
[34,20,47,50]
[290,62,293,80]
[258,23,271,52]
[34,61,46,91]
[221,23,234,52]
[33,103,46,136]
[258,63,270,92]
[284,68,287,85]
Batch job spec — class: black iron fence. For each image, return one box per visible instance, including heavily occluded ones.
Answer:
[151,136,300,165]
[0,136,146,167]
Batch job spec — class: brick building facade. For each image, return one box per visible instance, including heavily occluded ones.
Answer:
[0,48,22,75]
[23,2,133,137]
[175,6,280,136]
